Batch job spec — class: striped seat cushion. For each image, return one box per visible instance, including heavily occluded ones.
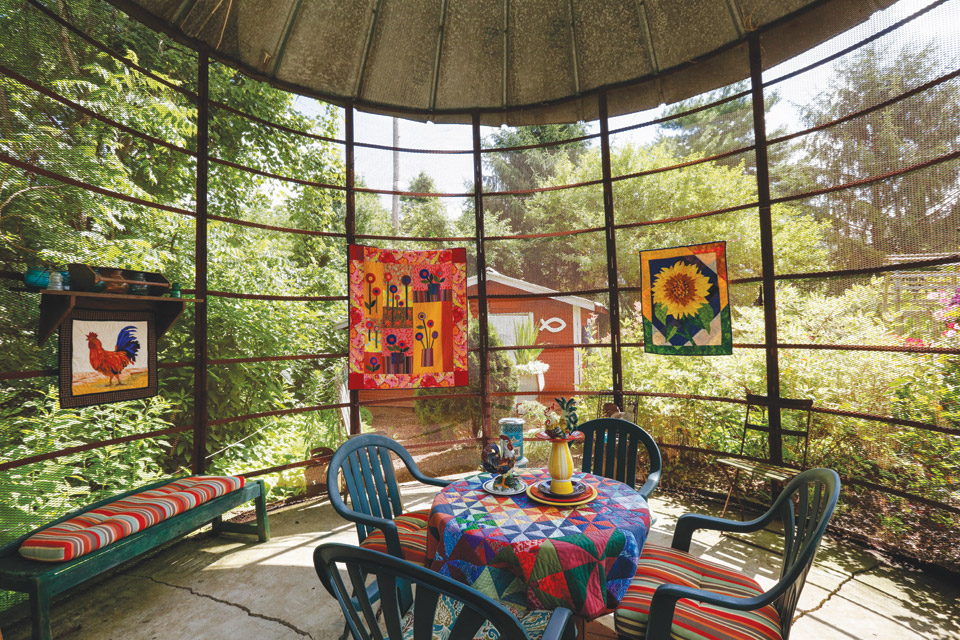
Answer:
[358,509,431,566]
[19,476,244,563]
[615,544,782,640]
[400,594,553,640]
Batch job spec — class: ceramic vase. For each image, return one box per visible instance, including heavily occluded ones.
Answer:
[536,431,583,495]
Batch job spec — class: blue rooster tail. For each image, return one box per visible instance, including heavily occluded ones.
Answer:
[115,326,141,363]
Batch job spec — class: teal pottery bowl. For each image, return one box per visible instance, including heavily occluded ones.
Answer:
[24,267,49,290]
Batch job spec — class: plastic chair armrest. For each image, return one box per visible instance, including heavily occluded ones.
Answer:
[645,583,767,639]
[638,468,661,500]
[671,509,777,552]
[541,607,577,640]
[409,471,452,488]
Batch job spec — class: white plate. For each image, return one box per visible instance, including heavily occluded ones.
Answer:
[482,478,528,496]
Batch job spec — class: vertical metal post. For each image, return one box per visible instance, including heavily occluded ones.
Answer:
[749,34,783,463]
[345,103,361,436]
[598,92,624,407]
[192,50,209,474]
[472,113,491,445]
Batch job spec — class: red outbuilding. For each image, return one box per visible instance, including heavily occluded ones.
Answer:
[467,269,607,406]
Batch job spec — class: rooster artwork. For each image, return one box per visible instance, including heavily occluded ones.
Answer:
[67,317,152,402]
[86,326,140,386]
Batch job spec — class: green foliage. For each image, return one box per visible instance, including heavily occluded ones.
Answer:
[415,319,517,431]
[0,388,179,538]
[792,43,960,260]
[512,317,542,365]
[400,172,453,238]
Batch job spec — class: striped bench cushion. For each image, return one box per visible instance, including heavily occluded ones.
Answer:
[615,544,782,640]
[359,509,431,566]
[19,476,245,563]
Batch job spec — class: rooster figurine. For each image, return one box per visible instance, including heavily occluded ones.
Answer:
[86,326,141,386]
[482,435,520,491]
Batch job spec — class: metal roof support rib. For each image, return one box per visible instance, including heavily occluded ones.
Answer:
[633,0,659,74]
[723,0,746,37]
[355,0,384,98]
[170,0,201,26]
[502,0,510,110]
[430,0,449,112]
[567,0,581,95]
[271,0,306,76]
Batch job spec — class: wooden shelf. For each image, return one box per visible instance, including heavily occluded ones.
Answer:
[37,291,202,346]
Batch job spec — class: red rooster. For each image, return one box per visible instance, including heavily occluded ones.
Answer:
[86,326,141,386]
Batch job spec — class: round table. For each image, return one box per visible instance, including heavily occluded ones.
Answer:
[426,469,650,620]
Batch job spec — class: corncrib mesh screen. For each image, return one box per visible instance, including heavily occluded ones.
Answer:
[0,0,959,618]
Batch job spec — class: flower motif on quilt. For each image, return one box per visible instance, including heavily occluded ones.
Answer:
[639,241,732,355]
[348,245,469,389]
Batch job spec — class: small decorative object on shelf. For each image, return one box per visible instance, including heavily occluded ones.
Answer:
[24,267,49,291]
[169,282,182,298]
[536,397,584,496]
[481,435,525,495]
[67,264,171,297]
[59,269,70,291]
[97,268,128,294]
[46,271,64,291]
[129,272,148,295]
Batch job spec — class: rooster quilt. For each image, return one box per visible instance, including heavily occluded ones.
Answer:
[58,309,158,408]
[639,242,732,355]
[348,245,468,389]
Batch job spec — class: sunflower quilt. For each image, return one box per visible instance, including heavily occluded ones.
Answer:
[348,245,469,389]
[639,242,732,355]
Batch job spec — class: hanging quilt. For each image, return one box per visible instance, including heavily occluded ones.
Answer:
[639,241,732,355]
[348,245,468,389]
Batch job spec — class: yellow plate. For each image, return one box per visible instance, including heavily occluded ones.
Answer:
[525,483,597,507]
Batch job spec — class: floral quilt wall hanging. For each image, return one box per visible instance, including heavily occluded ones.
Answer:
[348,245,468,389]
[639,241,732,355]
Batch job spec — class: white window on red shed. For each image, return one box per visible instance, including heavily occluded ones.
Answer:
[489,312,533,362]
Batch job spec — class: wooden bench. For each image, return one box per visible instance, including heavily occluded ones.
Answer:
[0,477,269,640]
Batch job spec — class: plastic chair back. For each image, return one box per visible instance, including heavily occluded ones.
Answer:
[326,434,448,546]
[315,543,576,640]
[579,418,662,499]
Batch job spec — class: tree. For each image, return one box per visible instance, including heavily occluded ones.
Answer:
[656,81,791,184]
[400,171,452,238]
[794,43,960,264]
[496,142,829,298]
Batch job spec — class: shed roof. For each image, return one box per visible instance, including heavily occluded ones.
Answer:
[468,269,607,313]
[107,0,894,125]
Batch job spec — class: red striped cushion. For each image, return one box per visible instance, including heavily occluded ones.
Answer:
[359,509,431,566]
[19,476,244,563]
[615,544,782,640]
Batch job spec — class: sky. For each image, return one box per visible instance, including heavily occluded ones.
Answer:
[294,0,958,218]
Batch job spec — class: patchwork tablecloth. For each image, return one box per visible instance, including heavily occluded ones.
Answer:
[426,469,651,620]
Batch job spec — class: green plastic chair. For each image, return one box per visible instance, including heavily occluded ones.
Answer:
[327,434,450,558]
[616,468,841,640]
[579,418,662,499]
[315,543,578,640]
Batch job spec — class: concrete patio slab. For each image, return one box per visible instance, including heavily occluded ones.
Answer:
[1,477,956,640]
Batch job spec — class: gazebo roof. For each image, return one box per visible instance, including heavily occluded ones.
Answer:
[107,0,893,125]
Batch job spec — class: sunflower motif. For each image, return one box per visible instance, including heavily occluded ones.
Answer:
[652,262,711,318]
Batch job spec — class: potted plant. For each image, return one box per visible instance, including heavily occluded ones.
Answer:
[513,318,549,392]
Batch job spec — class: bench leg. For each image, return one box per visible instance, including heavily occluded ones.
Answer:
[254,480,270,542]
[29,583,52,640]
[211,514,223,535]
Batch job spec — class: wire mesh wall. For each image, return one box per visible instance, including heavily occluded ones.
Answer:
[0,0,958,604]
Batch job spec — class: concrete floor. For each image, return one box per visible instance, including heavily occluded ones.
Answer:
[2,475,958,640]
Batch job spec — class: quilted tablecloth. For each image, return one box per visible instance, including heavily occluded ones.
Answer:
[426,469,651,620]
